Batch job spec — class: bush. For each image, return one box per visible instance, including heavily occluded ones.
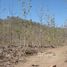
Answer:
[25,48,38,56]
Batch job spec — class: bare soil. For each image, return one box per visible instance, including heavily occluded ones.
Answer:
[15,46,67,67]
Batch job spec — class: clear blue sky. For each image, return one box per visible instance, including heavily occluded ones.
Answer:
[0,0,67,26]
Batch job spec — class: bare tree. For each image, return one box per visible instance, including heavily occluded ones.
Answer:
[47,15,56,46]
[18,0,32,19]
[18,0,32,46]
[37,6,45,47]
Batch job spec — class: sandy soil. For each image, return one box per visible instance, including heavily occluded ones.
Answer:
[15,46,67,67]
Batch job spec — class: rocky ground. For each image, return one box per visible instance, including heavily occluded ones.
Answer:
[0,45,67,67]
[0,45,38,67]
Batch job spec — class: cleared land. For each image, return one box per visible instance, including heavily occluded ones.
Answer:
[15,46,67,67]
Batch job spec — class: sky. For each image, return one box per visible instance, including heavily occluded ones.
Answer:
[0,0,67,27]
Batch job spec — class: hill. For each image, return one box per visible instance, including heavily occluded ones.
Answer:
[0,16,67,67]
[0,16,66,47]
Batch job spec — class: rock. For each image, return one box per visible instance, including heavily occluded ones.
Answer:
[50,65,56,67]
[32,64,39,67]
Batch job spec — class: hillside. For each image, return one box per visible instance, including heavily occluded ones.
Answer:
[0,16,67,67]
[0,16,66,47]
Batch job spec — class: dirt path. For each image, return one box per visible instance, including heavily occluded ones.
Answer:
[15,46,67,67]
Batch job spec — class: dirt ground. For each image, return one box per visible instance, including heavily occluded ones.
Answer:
[15,46,67,67]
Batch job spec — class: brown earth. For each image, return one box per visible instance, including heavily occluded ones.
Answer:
[15,46,67,67]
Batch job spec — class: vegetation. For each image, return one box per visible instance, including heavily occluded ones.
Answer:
[0,0,66,48]
[0,16,66,48]
[0,0,67,67]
